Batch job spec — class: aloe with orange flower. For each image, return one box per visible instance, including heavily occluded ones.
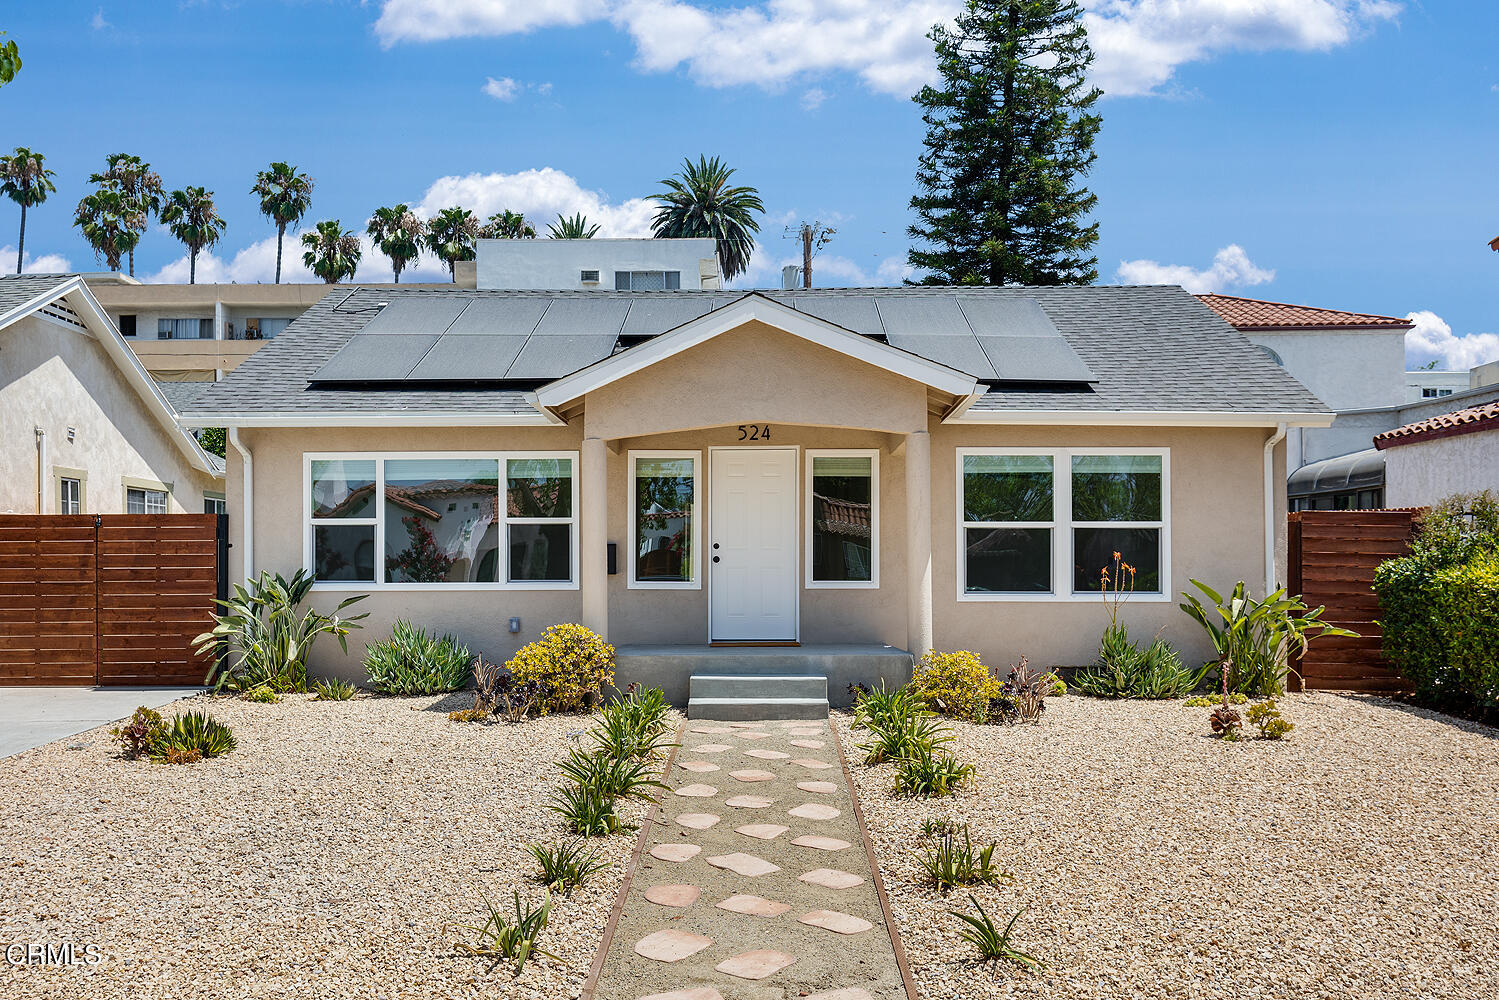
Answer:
[1073,552,1208,699]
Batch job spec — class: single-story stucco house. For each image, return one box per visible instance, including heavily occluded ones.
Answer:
[1375,398,1499,508]
[179,285,1331,712]
[0,274,224,516]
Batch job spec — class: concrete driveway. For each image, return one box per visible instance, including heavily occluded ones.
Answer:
[0,687,202,759]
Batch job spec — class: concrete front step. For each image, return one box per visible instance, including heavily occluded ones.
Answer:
[687,696,830,721]
[614,643,915,709]
[691,673,828,701]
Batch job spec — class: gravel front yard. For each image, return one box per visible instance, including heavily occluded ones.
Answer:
[837,692,1499,1000]
[0,694,661,1000]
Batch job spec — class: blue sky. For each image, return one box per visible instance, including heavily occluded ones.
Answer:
[2,0,1496,368]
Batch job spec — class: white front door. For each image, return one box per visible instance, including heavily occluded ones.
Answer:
[709,447,798,641]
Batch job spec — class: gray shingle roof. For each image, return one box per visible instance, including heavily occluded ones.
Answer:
[152,380,211,413]
[182,284,1328,420]
[0,274,72,317]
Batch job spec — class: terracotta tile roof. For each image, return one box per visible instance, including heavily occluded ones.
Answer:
[1374,400,1499,449]
[1490,235,1499,252]
[1197,293,1413,331]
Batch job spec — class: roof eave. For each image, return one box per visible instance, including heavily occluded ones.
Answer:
[948,409,1335,428]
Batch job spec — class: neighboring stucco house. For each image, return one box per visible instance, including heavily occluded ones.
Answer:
[1375,400,1499,508]
[179,284,1329,702]
[0,274,224,515]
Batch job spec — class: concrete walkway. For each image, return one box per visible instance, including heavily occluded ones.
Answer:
[587,719,910,1000]
[0,687,201,759]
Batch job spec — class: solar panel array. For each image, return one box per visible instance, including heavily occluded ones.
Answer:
[310,292,1097,384]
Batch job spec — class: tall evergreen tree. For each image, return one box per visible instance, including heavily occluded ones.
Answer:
[908,0,1102,286]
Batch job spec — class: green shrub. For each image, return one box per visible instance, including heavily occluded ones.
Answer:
[1180,580,1357,696]
[894,743,974,798]
[243,685,280,704]
[530,840,608,893]
[448,889,556,976]
[549,782,621,836]
[910,649,1000,723]
[312,677,357,701]
[1183,693,1246,707]
[1041,672,1066,697]
[449,707,490,723]
[149,710,236,762]
[556,748,666,803]
[1072,625,1206,699]
[853,685,950,765]
[506,624,615,714]
[110,706,165,759]
[194,568,367,693]
[365,620,471,695]
[594,686,673,759]
[917,824,1005,892]
[950,896,1038,971]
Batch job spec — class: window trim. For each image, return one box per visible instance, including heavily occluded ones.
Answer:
[804,448,880,590]
[627,450,702,591]
[955,447,1171,603]
[122,475,172,514]
[302,451,580,592]
[54,467,87,515]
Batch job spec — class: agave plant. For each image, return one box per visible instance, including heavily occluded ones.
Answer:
[1180,580,1358,696]
[193,569,367,692]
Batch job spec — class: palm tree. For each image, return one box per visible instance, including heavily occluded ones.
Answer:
[0,147,57,274]
[250,162,314,284]
[425,207,479,280]
[159,187,226,284]
[548,213,600,239]
[301,220,362,284]
[480,209,536,239]
[366,204,425,283]
[650,155,764,281]
[74,188,144,273]
[89,153,163,277]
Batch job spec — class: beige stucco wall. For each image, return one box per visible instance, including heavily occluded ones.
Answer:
[0,314,219,514]
[1384,431,1499,508]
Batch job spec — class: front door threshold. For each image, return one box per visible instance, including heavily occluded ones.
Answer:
[709,641,801,648]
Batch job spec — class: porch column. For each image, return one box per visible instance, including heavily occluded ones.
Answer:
[580,436,608,638]
[905,429,934,657]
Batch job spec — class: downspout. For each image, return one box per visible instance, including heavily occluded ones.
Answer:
[1263,422,1287,595]
[228,427,253,581]
[34,427,46,513]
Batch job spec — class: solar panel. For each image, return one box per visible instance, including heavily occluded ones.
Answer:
[977,335,1097,382]
[790,295,885,336]
[407,335,528,380]
[874,295,972,336]
[446,297,548,336]
[312,334,440,381]
[506,334,617,379]
[531,298,629,336]
[357,296,470,335]
[621,297,712,336]
[885,333,997,378]
[954,295,1057,337]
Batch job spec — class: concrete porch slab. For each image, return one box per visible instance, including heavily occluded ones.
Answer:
[614,644,914,710]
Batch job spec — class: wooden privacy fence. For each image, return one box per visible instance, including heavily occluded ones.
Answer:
[0,514,226,686]
[1287,509,1418,694]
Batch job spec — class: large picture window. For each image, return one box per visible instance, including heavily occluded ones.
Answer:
[806,451,878,588]
[958,448,1168,600]
[629,453,699,588]
[305,453,577,589]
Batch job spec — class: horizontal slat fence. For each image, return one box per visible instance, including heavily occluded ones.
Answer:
[1287,510,1417,694]
[0,514,222,686]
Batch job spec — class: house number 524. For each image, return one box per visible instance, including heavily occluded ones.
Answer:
[737,424,772,441]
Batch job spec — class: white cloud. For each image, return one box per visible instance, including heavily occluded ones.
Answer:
[90,7,109,30]
[481,76,520,100]
[1404,310,1499,372]
[414,167,656,237]
[731,242,911,290]
[1115,244,1274,293]
[800,87,827,111]
[372,0,1399,99]
[143,232,452,285]
[1,245,74,274]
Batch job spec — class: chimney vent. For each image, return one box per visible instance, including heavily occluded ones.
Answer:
[781,265,801,290]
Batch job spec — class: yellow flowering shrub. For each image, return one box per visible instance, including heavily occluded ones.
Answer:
[910,649,1000,723]
[505,623,615,714]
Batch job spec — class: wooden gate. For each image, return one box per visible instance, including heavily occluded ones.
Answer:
[0,514,225,686]
[1287,510,1417,693]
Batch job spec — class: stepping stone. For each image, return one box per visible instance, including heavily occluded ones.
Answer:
[791,758,835,770]
[744,748,790,760]
[680,761,720,773]
[736,731,773,740]
[799,909,874,935]
[675,784,718,798]
[644,884,702,908]
[789,739,825,749]
[797,781,838,794]
[807,989,876,1000]
[788,727,824,735]
[715,949,797,980]
[724,794,775,808]
[640,990,724,1000]
[634,929,714,963]
[651,844,702,863]
[788,803,841,820]
[735,823,789,840]
[716,893,791,917]
[691,744,732,753]
[675,813,721,831]
[729,769,776,782]
[705,852,780,877]
[792,835,852,852]
[800,868,865,890]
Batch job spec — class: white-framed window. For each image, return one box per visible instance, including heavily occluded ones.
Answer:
[615,270,681,291]
[805,449,878,589]
[303,452,578,590]
[957,448,1170,602]
[126,487,168,514]
[628,451,701,589]
[59,477,81,515]
[204,494,227,515]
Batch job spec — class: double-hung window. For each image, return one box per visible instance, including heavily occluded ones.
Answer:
[306,453,577,588]
[628,453,700,588]
[958,449,1168,599]
[806,450,878,588]
[59,478,81,514]
[126,487,168,514]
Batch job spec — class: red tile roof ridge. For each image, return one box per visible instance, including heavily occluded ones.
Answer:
[1374,399,1499,449]
[1198,292,1414,330]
